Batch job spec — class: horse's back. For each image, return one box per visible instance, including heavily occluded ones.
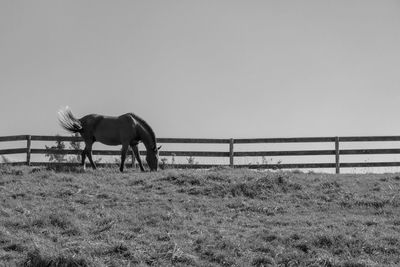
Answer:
[80,113,138,146]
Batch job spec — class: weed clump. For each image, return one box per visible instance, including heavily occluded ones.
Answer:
[251,255,275,266]
[341,261,368,267]
[184,172,303,199]
[45,164,85,173]
[227,173,302,199]
[194,233,241,266]
[27,211,82,236]
[3,243,25,252]
[160,171,203,186]
[0,165,24,176]
[22,249,90,267]
[354,198,389,209]
[230,182,260,198]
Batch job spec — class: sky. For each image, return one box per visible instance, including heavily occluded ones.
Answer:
[1,1,400,140]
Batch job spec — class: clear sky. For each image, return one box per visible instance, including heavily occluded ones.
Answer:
[1,1,400,139]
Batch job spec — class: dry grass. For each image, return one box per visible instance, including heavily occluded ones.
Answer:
[0,165,400,266]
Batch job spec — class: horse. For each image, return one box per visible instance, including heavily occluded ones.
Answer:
[57,107,160,172]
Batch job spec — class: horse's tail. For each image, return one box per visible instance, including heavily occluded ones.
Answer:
[57,106,83,133]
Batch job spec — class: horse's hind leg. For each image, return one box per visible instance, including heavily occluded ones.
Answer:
[120,144,129,172]
[131,144,145,172]
[81,150,87,170]
[87,151,96,170]
[84,142,96,170]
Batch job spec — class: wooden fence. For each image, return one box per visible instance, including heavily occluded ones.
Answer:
[1,135,400,173]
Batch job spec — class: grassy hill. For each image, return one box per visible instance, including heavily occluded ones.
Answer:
[0,165,400,266]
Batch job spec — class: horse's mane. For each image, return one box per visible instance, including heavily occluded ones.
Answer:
[129,113,157,147]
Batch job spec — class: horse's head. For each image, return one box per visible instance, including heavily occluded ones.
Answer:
[146,145,162,171]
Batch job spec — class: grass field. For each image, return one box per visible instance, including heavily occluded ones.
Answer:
[1,166,400,266]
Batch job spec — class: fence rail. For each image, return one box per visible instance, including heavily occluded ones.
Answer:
[1,135,400,173]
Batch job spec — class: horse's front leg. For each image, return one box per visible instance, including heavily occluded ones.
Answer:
[131,144,145,172]
[120,144,129,172]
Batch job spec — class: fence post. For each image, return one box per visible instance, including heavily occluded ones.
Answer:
[229,138,234,167]
[26,135,31,166]
[335,136,340,174]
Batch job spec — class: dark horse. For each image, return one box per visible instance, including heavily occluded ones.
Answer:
[58,107,160,172]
